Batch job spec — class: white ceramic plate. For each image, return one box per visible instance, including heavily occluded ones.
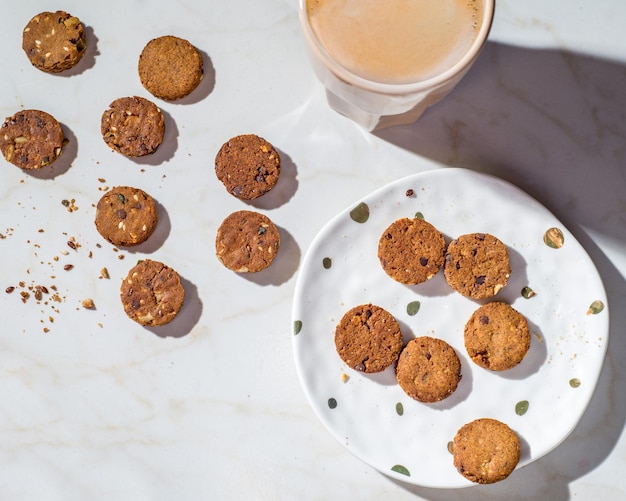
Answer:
[292,168,608,488]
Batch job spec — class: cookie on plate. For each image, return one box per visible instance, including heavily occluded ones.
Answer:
[101,96,165,157]
[0,109,65,169]
[396,336,462,402]
[334,304,403,373]
[378,217,446,285]
[452,418,521,484]
[120,259,185,327]
[444,233,511,299]
[138,35,203,101]
[22,11,86,73]
[95,186,158,246]
[215,134,281,200]
[464,301,530,371]
[215,210,280,272]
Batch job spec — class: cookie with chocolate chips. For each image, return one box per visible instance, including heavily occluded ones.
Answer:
[444,233,511,299]
[0,109,65,169]
[452,418,521,484]
[22,10,86,73]
[215,134,281,200]
[101,96,165,157]
[464,301,530,371]
[215,210,280,272]
[95,186,158,246]
[377,217,446,285]
[396,336,462,403]
[120,259,185,327]
[334,304,403,374]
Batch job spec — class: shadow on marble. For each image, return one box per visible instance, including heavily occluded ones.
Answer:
[375,40,626,501]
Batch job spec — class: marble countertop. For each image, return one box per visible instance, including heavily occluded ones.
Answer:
[0,1,624,499]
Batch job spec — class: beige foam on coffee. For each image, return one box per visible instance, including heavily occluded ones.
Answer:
[307,0,483,85]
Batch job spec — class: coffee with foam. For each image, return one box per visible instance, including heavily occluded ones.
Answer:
[306,0,483,85]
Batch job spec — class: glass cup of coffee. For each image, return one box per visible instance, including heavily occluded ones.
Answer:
[299,0,495,131]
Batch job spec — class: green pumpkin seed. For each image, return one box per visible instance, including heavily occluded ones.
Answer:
[349,202,370,223]
[543,227,564,248]
[406,301,421,316]
[515,400,529,416]
[322,257,332,269]
[391,464,410,476]
[293,320,302,335]
[587,300,605,315]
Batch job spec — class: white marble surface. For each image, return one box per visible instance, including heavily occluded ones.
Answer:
[0,1,624,499]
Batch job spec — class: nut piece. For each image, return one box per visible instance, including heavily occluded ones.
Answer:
[82,298,95,309]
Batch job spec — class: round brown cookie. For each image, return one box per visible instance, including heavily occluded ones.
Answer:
[334,304,403,373]
[396,336,462,402]
[120,259,185,327]
[452,418,521,484]
[444,233,511,299]
[215,134,281,200]
[138,35,203,101]
[95,186,158,246]
[22,11,86,73]
[101,96,165,157]
[0,109,65,169]
[377,217,446,285]
[464,301,530,371]
[215,210,280,272]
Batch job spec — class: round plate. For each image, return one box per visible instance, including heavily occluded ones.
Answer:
[291,168,608,488]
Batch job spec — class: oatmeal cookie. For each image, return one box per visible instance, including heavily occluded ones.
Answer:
[138,35,203,101]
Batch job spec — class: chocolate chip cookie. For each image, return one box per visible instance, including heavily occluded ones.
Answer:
[120,259,185,327]
[0,109,65,169]
[95,186,158,246]
[215,134,281,200]
[378,217,446,285]
[334,304,403,373]
[444,233,511,299]
[396,336,462,402]
[101,96,164,157]
[464,301,530,371]
[22,10,86,73]
[215,210,280,272]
